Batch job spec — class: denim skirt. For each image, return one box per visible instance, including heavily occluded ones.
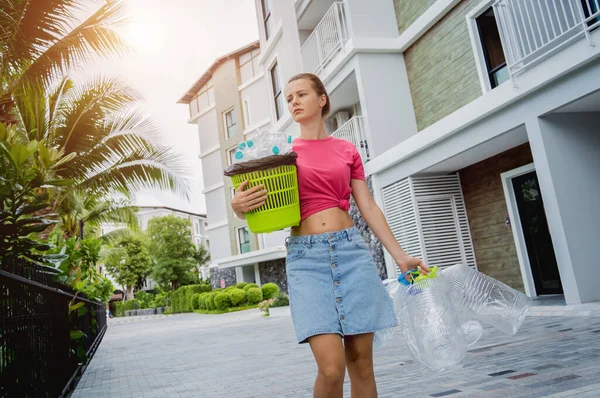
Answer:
[285,226,398,344]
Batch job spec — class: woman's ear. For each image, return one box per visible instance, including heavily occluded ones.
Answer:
[319,94,327,108]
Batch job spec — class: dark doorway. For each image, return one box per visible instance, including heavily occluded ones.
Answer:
[512,171,563,295]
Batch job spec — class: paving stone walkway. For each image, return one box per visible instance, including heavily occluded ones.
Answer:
[72,308,600,397]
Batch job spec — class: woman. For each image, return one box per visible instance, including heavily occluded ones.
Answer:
[231,73,428,398]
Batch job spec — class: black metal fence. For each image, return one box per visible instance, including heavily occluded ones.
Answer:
[0,260,107,397]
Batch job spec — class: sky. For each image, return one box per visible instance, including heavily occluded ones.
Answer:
[79,0,260,214]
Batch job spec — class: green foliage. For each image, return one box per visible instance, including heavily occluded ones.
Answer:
[191,293,201,310]
[243,283,259,292]
[212,288,222,293]
[206,292,219,310]
[114,299,141,317]
[147,216,197,289]
[198,292,210,310]
[151,291,168,308]
[104,234,152,295]
[261,283,280,300]
[246,288,263,305]
[272,292,290,308]
[229,288,247,307]
[236,282,248,290]
[135,291,154,309]
[214,293,232,311]
[168,284,211,313]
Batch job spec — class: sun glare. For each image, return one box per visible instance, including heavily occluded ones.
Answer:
[122,9,164,54]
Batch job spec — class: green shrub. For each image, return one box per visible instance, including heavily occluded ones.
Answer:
[135,291,154,309]
[212,288,223,293]
[151,291,168,308]
[191,293,201,310]
[243,283,259,292]
[246,287,263,304]
[206,292,219,310]
[113,299,141,317]
[168,284,211,313]
[272,292,289,307]
[229,288,247,306]
[236,282,247,290]
[261,283,280,300]
[214,293,232,310]
[198,292,209,310]
[201,284,212,293]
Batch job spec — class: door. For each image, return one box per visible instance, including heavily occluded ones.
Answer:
[512,171,563,295]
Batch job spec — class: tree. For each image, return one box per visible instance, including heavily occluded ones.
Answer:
[192,244,211,281]
[147,216,197,290]
[103,235,152,300]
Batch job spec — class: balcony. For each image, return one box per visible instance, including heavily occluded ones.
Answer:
[494,0,600,77]
[300,2,350,76]
[331,116,370,162]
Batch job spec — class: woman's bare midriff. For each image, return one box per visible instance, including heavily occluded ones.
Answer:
[290,207,355,236]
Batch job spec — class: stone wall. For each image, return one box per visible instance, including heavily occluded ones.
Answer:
[209,267,237,289]
[258,259,288,294]
[350,176,388,280]
[458,143,534,292]
[393,0,437,35]
[404,0,482,131]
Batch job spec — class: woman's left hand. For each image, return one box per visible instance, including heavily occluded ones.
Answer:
[394,254,430,282]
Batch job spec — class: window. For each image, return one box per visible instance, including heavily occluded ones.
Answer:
[476,8,509,89]
[270,62,284,120]
[239,48,261,84]
[190,83,215,117]
[227,147,238,165]
[195,238,201,248]
[206,239,210,250]
[243,99,251,127]
[231,187,236,200]
[195,221,200,234]
[261,0,272,40]
[237,227,251,254]
[224,109,239,138]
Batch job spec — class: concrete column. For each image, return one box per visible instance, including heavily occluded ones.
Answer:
[526,113,600,304]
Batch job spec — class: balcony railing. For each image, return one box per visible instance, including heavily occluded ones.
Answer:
[494,0,600,78]
[331,116,369,161]
[300,2,349,76]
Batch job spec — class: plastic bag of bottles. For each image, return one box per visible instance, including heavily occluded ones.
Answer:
[232,131,294,163]
[374,264,530,371]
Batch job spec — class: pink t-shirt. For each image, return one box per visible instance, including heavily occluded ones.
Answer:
[292,136,365,221]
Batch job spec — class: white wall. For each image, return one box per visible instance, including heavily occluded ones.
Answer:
[529,112,600,304]
[240,77,271,131]
[197,108,219,152]
[205,188,228,225]
[201,151,223,188]
[261,229,288,249]
[355,53,417,158]
[345,0,400,38]
[208,225,232,261]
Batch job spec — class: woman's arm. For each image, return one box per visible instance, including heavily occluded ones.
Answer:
[351,179,429,275]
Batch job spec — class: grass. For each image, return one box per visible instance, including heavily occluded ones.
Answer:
[193,304,259,315]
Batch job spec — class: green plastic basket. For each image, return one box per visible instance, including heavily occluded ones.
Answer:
[231,164,300,234]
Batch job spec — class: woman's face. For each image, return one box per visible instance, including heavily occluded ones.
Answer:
[285,79,326,123]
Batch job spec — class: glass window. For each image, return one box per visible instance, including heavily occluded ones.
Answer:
[227,147,237,165]
[224,109,238,138]
[237,227,251,254]
[270,62,284,120]
[476,8,508,89]
[195,222,200,234]
[262,0,272,40]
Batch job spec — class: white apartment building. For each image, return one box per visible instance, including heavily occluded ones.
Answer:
[250,0,600,305]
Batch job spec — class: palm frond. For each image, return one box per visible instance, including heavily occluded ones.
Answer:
[99,227,134,245]
[17,0,130,88]
[82,201,139,231]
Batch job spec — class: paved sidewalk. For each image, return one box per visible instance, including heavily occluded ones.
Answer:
[73,308,600,397]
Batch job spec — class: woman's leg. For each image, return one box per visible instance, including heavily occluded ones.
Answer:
[308,334,346,398]
[344,333,377,398]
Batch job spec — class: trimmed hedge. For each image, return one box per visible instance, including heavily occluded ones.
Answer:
[243,283,259,292]
[198,292,209,310]
[246,287,263,304]
[261,283,280,300]
[114,299,140,317]
[191,293,201,310]
[214,293,232,310]
[206,292,219,310]
[235,282,247,290]
[229,288,246,306]
[170,284,212,313]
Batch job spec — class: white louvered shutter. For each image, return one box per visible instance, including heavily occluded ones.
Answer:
[382,174,476,276]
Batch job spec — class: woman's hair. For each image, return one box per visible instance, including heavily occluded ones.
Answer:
[288,73,330,117]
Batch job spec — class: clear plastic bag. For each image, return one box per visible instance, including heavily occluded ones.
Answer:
[232,131,293,163]
[441,264,531,335]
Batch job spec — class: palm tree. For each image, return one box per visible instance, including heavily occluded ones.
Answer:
[1,0,129,124]
[1,0,191,237]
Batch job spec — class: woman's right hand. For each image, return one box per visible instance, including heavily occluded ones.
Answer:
[231,180,268,219]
